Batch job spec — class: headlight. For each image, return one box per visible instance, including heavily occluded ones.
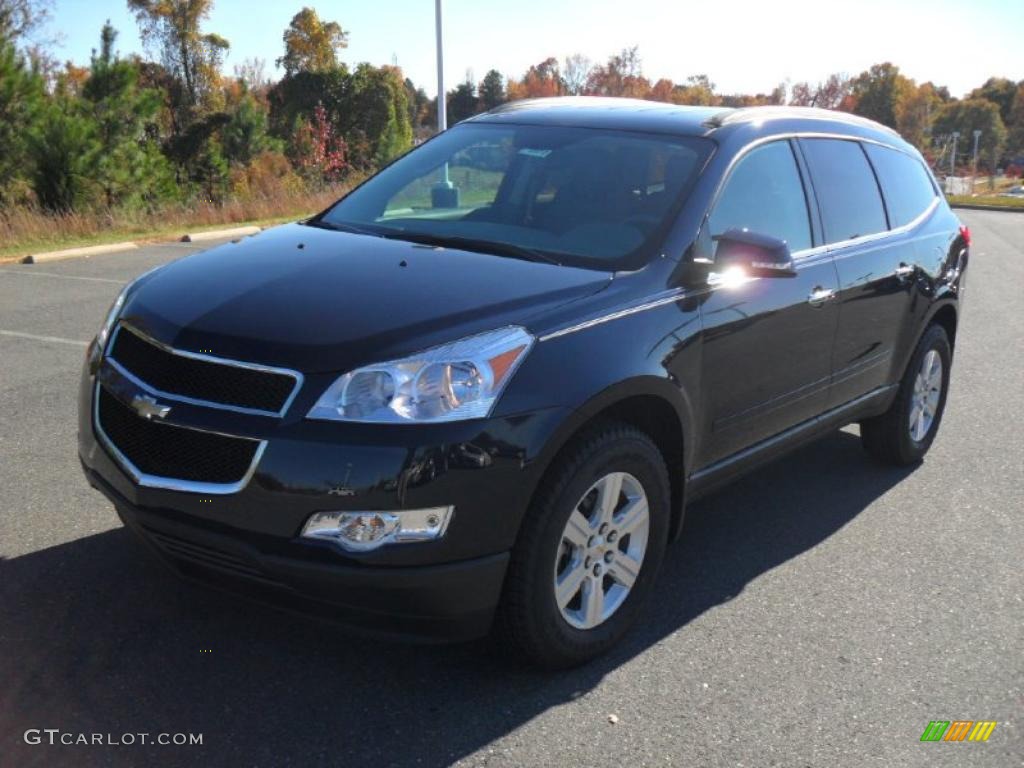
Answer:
[308,326,534,423]
[96,283,131,352]
[95,264,165,352]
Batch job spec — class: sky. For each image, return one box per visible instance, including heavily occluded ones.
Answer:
[42,0,1024,99]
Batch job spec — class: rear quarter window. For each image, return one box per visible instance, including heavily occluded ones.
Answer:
[800,138,888,244]
[863,143,938,227]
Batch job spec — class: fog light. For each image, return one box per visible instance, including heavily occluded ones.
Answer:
[301,506,453,552]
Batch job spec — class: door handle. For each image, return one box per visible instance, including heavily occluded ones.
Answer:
[807,286,836,307]
[894,263,916,282]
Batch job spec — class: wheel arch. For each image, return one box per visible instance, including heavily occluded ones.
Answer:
[528,377,693,543]
[927,301,958,350]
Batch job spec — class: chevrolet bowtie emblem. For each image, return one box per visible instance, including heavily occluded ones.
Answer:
[131,393,171,420]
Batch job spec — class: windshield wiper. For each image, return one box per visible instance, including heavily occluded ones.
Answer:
[389,232,562,266]
[302,218,381,238]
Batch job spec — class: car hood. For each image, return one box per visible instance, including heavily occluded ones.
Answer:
[121,223,611,373]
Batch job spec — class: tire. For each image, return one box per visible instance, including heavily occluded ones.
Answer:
[496,423,670,669]
[860,324,952,466]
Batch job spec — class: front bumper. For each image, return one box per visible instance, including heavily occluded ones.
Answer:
[78,358,568,641]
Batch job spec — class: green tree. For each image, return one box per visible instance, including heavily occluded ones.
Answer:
[446,76,477,124]
[82,22,171,207]
[345,63,412,167]
[933,98,1007,172]
[222,92,279,165]
[1007,83,1024,158]
[0,40,43,203]
[478,69,505,111]
[127,0,229,117]
[28,101,98,211]
[850,62,914,128]
[969,77,1018,126]
[277,7,347,77]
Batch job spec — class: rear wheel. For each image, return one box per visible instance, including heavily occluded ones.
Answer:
[496,424,670,669]
[861,324,951,465]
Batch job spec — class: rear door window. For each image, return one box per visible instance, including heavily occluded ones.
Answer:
[800,138,888,244]
[863,143,938,227]
[707,140,812,253]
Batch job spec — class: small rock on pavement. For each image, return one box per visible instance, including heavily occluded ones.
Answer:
[607,714,619,725]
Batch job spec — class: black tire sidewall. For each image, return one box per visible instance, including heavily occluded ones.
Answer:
[895,326,952,461]
[513,429,670,666]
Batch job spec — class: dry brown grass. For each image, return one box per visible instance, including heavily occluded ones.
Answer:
[0,183,354,259]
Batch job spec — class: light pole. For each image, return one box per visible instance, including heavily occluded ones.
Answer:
[435,0,446,133]
[950,131,960,177]
[971,129,982,191]
[431,0,455,205]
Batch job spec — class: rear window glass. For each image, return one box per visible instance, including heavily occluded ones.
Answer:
[863,143,937,227]
[800,138,888,244]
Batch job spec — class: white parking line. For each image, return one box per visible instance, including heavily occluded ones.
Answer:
[0,269,125,285]
[0,329,90,347]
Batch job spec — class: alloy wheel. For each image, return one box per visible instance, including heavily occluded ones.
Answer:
[552,471,650,630]
[909,349,943,442]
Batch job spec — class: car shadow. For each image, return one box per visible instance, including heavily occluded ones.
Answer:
[0,429,916,767]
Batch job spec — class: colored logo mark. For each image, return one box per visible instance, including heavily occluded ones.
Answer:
[920,721,997,742]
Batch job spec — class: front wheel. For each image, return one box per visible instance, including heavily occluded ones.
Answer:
[496,424,670,669]
[860,324,952,466]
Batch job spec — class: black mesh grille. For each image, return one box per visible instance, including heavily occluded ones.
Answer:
[98,387,259,484]
[109,327,296,413]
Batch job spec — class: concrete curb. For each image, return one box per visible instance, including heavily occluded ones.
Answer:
[22,241,138,264]
[181,225,262,242]
[949,202,1024,213]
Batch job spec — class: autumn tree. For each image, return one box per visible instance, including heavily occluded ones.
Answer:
[127,0,229,116]
[510,57,563,99]
[670,75,718,106]
[478,69,505,111]
[277,7,348,77]
[850,62,914,128]
[586,47,649,98]
[895,82,944,150]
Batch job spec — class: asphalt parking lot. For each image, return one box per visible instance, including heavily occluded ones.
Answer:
[0,210,1021,767]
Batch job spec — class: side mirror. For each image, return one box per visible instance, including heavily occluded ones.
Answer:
[712,228,797,278]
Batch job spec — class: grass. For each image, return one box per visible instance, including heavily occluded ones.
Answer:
[0,184,354,262]
[947,194,1024,209]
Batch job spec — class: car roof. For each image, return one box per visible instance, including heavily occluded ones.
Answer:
[467,96,908,150]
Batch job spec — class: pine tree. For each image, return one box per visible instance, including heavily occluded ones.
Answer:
[82,22,171,208]
[0,40,44,203]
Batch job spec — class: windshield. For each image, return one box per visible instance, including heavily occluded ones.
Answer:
[318,122,712,270]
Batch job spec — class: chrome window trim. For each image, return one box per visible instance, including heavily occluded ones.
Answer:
[109,323,304,418]
[538,288,689,342]
[704,131,938,259]
[541,132,941,344]
[93,383,267,495]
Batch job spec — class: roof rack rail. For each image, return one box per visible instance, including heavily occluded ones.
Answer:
[704,106,899,136]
